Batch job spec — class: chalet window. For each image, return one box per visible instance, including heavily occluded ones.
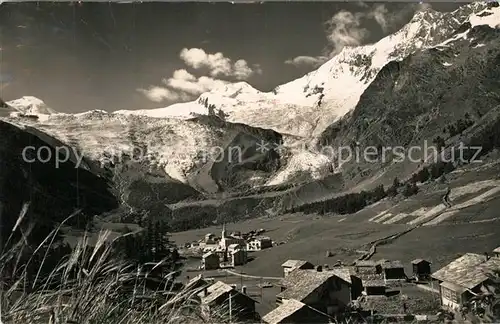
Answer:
[442,287,460,303]
[442,287,451,299]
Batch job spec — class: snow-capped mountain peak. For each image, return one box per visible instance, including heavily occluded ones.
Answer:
[114,81,273,121]
[211,81,260,97]
[116,1,492,138]
[470,2,500,28]
[9,3,498,140]
[6,96,57,115]
[268,1,493,136]
[2,1,499,193]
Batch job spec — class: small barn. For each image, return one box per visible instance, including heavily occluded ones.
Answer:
[204,233,216,244]
[198,281,258,321]
[380,260,406,280]
[281,260,315,277]
[411,259,432,280]
[231,249,247,266]
[327,266,364,301]
[202,252,220,270]
[363,279,386,296]
[354,260,382,274]
[276,269,353,315]
[432,253,500,310]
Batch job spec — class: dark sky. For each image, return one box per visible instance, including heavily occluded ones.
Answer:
[0,2,462,113]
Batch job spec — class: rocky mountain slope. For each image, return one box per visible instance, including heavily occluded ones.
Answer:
[0,119,119,244]
[1,2,500,232]
[106,2,499,195]
[0,108,288,222]
[115,2,491,139]
[158,2,500,226]
[317,2,500,193]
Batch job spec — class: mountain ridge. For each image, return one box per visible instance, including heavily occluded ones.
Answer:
[111,2,492,139]
[2,1,500,232]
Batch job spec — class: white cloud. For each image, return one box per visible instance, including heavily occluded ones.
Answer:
[284,56,328,68]
[171,69,197,82]
[362,3,432,34]
[163,69,228,95]
[370,4,390,32]
[137,86,191,102]
[285,7,373,67]
[325,10,370,55]
[233,59,254,80]
[179,48,231,75]
[179,48,261,80]
[286,3,428,67]
[140,48,261,103]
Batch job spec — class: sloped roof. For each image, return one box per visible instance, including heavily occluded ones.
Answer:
[198,281,258,305]
[355,260,380,267]
[185,274,207,290]
[198,281,233,305]
[230,249,244,255]
[356,272,385,286]
[411,259,431,265]
[380,260,404,269]
[329,267,353,285]
[203,251,217,258]
[249,236,272,242]
[223,235,243,241]
[262,299,331,324]
[262,300,306,324]
[281,260,313,268]
[432,253,500,289]
[281,268,352,288]
[277,270,348,301]
[364,279,386,287]
[440,281,467,293]
[493,246,500,253]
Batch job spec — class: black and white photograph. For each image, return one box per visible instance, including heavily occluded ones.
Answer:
[1,1,500,323]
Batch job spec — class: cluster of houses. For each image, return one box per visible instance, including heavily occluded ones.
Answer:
[265,248,500,323]
[197,224,273,269]
[178,246,500,323]
[181,257,419,323]
[264,258,414,323]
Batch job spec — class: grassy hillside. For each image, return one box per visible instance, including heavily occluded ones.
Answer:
[0,120,118,246]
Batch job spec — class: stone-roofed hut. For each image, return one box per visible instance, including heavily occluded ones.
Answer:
[262,299,332,324]
[432,253,500,310]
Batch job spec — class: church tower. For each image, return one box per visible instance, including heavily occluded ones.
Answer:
[222,223,226,239]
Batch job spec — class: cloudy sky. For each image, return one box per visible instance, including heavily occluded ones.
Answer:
[0,2,461,113]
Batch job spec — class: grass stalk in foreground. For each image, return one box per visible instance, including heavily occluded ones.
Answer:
[0,208,217,324]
